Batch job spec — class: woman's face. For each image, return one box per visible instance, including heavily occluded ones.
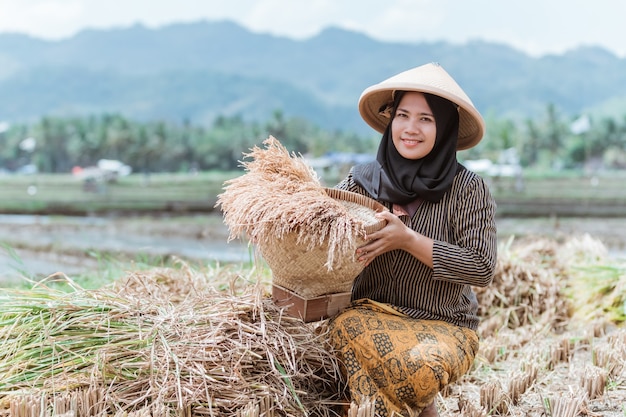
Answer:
[391,91,437,160]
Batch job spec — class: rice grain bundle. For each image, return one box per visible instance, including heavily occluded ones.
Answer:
[0,269,343,417]
[216,136,387,299]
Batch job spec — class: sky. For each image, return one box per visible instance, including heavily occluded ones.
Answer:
[0,0,624,58]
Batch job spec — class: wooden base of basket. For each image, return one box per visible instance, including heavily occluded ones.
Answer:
[272,284,351,322]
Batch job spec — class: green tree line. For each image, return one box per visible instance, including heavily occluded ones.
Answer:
[467,105,626,171]
[0,111,377,175]
[1,105,625,174]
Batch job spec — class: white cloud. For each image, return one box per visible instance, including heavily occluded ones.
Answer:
[0,0,84,38]
[0,0,624,57]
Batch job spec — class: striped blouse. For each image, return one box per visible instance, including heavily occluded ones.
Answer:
[336,164,497,330]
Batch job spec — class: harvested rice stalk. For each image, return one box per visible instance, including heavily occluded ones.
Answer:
[479,381,507,415]
[580,365,607,400]
[346,398,375,417]
[0,268,343,417]
[507,363,538,405]
[457,395,487,417]
[598,333,626,379]
[476,237,572,336]
[542,391,585,417]
[216,136,372,270]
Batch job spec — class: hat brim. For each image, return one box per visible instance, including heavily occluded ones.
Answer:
[358,64,485,150]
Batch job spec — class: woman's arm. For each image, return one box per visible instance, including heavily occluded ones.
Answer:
[431,175,497,287]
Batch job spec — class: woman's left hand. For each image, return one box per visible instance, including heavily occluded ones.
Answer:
[356,211,434,268]
[356,211,412,265]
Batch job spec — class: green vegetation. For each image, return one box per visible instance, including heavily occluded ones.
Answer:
[0,105,624,217]
[1,169,625,217]
[1,242,263,292]
[0,112,378,175]
[0,171,238,214]
[0,103,623,217]
[489,169,626,217]
[0,101,625,177]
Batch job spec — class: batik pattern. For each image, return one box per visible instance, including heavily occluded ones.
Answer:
[329,300,478,416]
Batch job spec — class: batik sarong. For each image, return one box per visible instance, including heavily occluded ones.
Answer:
[328,299,478,416]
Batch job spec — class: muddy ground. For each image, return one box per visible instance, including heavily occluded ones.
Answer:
[0,213,249,282]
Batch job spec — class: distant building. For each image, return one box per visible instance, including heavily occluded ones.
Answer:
[464,148,524,191]
[72,159,133,192]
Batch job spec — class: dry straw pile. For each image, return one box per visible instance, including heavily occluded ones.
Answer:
[0,235,624,416]
[0,267,344,417]
[216,136,386,298]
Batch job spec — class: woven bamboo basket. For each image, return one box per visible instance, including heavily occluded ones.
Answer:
[258,188,387,298]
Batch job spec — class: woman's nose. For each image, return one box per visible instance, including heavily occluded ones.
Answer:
[405,118,420,134]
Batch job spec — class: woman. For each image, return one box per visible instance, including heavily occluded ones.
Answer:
[329,63,497,417]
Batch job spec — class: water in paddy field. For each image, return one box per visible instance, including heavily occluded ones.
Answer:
[0,214,252,281]
[0,214,625,282]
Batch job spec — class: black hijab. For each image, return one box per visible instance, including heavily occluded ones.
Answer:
[353,91,460,204]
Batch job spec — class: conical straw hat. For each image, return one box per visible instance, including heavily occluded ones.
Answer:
[358,62,485,150]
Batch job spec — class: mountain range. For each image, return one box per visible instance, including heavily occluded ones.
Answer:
[1,20,626,134]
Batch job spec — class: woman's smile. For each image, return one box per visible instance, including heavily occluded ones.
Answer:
[400,137,423,146]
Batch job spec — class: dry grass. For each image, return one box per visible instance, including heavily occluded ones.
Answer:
[0,264,344,417]
[0,233,625,416]
[439,234,626,417]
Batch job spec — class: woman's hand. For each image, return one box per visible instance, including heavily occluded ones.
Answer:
[356,211,434,268]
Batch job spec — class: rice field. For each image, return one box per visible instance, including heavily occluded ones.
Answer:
[440,235,626,417]
[1,150,625,415]
[0,231,624,416]
[1,168,626,217]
